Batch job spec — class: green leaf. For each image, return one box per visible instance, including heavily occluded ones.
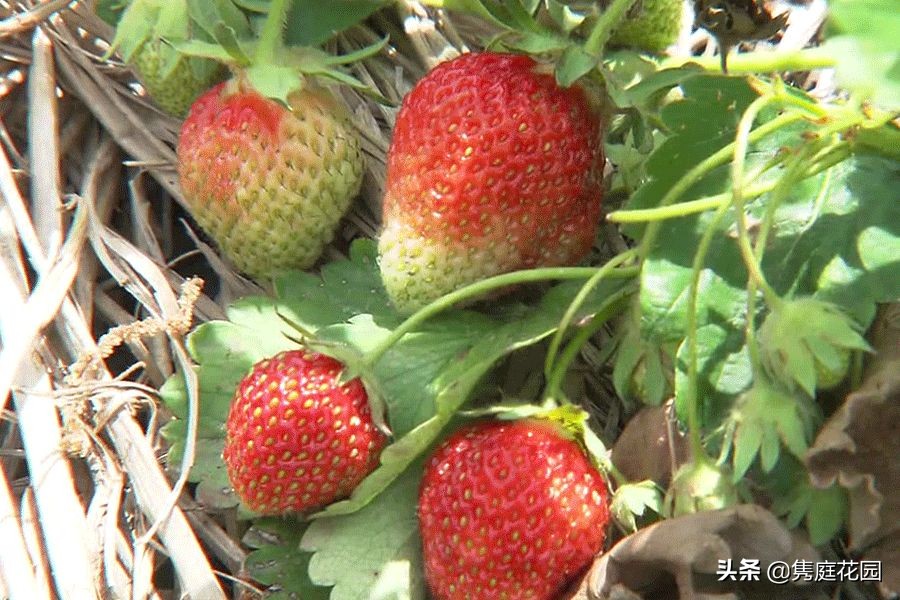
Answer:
[805,485,848,546]
[555,45,596,87]
[725,379,821,480]
[825,0,900,109]
[172,39,240,63]
[635,75,900,425]
[186,0,252,40]
[300,465,426,600]
[545,0,587,32]
[501,31,570,54]
[96,0,127,27]
[610,480,663,532]
[442,0,512,29]
[243,519,331,599]
[771,471,848,546]
[284,0,389,46]
[758,298,871,395]
[244,64,304,104]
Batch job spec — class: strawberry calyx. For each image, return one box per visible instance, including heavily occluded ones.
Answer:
[427,0,641,87]
[170,0,388,106]
[276,311,392,437]
[460,401,615,477]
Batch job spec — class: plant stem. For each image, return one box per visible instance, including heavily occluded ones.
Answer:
[637,111,806,260]
[256,0,291,65]
[544,249,638,379]
[661,48,835,74]
[607,181,776,223]
[584,0,638,56]
[731,94,783,309]
[684,202,732,464]
[363,265,641,367]
[544,287,635,400]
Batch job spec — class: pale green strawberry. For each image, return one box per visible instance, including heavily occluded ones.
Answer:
[178,79,365,279]
[609,0,685,52]
[110,0,225,117]
[131,39,224,117]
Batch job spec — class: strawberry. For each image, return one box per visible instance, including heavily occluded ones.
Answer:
[378,52,604,313]
[222,350,387,515]
[418,419,610,600]
[110,0,225,117]
[608,0,685,52]
[178,78,365,279]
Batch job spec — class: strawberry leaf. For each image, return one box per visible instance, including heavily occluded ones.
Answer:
[825,0,900,110]
[299,464,426,600]
[724,379,821,481]
[284,0,389,46]
[610,480,663,532]
[631,75,900,425]
[243,519,331,598]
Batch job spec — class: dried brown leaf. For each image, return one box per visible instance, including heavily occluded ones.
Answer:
[611,403,690,488]
[567,504,823,600]
[806,303,900,598]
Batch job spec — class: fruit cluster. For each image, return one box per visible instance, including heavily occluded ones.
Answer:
[222,350,611,599]
[111,0,657,595]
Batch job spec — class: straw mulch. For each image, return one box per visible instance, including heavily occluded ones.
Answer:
[0,1,828,598]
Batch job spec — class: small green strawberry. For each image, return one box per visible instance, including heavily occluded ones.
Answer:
[222,349,387,515]
[757,298,870,396]
[178,79,364,278]
[110,0,225,117]
[418,418,610,600]
[608,0,685,52]
[378,52,605,313]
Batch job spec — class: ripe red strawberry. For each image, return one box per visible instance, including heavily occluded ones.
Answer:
[178,78,365,279]
[418,419,610,600]
[222,350,386,515]
[378,52,604,313]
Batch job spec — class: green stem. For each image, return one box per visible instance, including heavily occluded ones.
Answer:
[544,286,635,400]
[608,181,776,223]
[731,93,783,309]
[745,141,823,369]
[661,47,835,74]
[610,144,851,225]
[256,0,291,65]
[584,0,639,56]
[637,111,806,260]
[544,249,639,380]
[684,202,732,465]
[363,265,640,367]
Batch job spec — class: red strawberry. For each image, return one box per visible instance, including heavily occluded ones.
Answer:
[222,350,386,515]
[418,419,610,600]
[178,78,365,279]
[378,52,604,313]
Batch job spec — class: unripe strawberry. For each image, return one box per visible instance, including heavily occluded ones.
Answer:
[222,350,386,515]
[609,0,684,52]
[378,52,604,314]
[418,419,610,600]
[178,79,365,279]
[109,0,225,117]
[131,40,224,117]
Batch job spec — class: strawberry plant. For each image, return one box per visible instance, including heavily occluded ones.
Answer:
[151,0,898,598]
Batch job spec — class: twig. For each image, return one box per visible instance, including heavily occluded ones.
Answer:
[0,0,72,38]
